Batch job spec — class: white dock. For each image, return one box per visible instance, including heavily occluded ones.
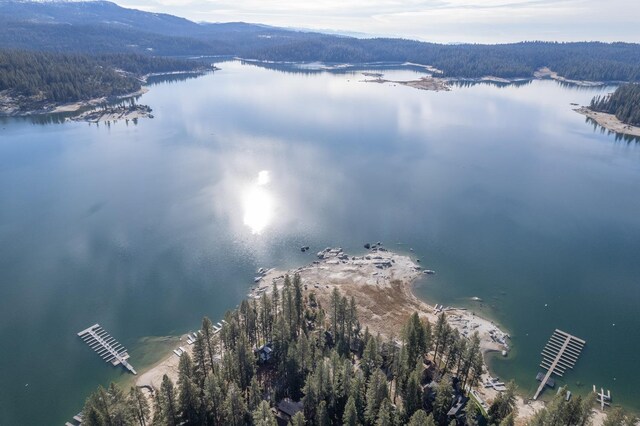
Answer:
[533,329,585,400]
[77,324,137,375]
[593,385,611,410]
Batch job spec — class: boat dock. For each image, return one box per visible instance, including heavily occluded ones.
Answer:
[593,385,611,410]
[77,324,137,375]
[533,329,585,400]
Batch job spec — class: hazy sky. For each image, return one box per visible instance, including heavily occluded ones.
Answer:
[115,0,640,43]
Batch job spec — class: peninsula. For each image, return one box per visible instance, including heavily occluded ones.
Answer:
[128,247,562,425]
[575,83,640,137]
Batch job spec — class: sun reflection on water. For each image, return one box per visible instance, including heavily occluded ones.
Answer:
[242,170,274,234]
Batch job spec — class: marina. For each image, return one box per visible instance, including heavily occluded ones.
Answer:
[77,324,137,375]
[533,329,585,400]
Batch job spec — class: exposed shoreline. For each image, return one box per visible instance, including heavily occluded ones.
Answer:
[131,247,562,424]
[0,68,216,121]
[363,75,450,91]
[0,87,150,118]
[533,67,606,87]
[574,106,640,137]
[360,66,610,93]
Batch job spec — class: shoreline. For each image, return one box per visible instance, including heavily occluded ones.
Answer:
[574,106,640,137]
[0,87,150,118]
[130,247,556,424]
[0,68,217,120]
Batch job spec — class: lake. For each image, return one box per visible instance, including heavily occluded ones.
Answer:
[0,60,639,424]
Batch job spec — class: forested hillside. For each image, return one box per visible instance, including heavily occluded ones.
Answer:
[0,49,210,106]
[590,84,640,126]
[1,1,640,81]
[79,274,628,426]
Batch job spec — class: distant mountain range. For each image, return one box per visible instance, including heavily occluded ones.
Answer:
[1,0,639,81]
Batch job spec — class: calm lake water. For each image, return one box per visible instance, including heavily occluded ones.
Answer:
[1,61,639,424]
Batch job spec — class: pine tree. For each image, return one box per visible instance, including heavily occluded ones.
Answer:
[527,387,594,426]
[177,354,201,424]
[375,398,392,426]
[223,383,247,426]
[488,381,517,425]
[128,386,150,426]
[361,333,382,380]
[293,273,304,333]
[159,374,179,426]
[465,401,480,426]
[402,368,423,421]
[289,412,306,426]
[252,400,277,426]
[432,376,453,426]
[404,312,430,371]
[432,313,449,370]
[364,369,389,425]
[603,407,638,426]
[343,395,360,426]
[192,333,209,380]
[203,373,224,425]
[201,317,218,373]
[248,376,263,413]
[407,410,436,426]
[316,400,330,426]
[82,385,112,426]
[499,412,515,426]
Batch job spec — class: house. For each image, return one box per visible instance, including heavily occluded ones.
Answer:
[273,398,303,425]
[256,343,273,363]
[447,394,469,422]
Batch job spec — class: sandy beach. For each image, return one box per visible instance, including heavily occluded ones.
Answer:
[534,67,605,87]
[575,106,640,137]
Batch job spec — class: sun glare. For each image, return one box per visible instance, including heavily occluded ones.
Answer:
[242,170,274,234]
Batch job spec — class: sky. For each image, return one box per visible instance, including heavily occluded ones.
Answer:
[113,0,640,43]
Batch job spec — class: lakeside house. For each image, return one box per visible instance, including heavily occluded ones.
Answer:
[273,398,304,425]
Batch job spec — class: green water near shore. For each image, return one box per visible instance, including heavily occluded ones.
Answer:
[1,61,639,424]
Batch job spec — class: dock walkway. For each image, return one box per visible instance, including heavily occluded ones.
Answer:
[533,329,585,400]
[77,324,136,375]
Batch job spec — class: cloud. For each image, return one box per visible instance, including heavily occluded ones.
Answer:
[114,0,640,43]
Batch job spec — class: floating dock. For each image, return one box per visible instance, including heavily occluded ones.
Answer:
[77,324,136,375]
[593,385,611,410]
[533,329,585,400]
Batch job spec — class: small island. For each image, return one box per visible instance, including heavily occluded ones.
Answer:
[575,83,640,137]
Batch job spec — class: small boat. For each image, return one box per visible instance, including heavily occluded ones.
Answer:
[425,270,435,274]
[254,277,262,283]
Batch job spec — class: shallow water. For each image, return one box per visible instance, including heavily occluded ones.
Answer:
[0,61,639,423]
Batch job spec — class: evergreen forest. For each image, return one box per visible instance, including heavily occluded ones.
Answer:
[0,49,210,105]
[80,274,634,426]
[590,84,640,126]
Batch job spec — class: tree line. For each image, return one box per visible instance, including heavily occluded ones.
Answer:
[2,4,640,83]
[80,274,636,425]
[0,49,211,106]
[590,83,640,126]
